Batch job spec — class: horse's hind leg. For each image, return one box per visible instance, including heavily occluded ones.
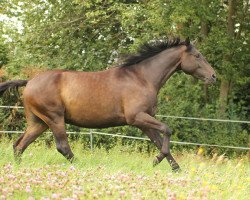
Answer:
[46,118,74,161]
[13,114,48,161]
[13,133,25,150]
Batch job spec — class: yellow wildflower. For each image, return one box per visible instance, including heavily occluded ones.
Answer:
[202,181,208,186]
[210,185,218,190]
[191,167,196,172]
[197,147,204,155]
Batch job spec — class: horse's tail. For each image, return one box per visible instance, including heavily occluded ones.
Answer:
[0,80,28,96]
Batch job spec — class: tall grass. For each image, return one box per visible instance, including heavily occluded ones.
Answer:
[0,138,249,199]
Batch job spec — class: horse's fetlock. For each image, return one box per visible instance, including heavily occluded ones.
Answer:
[14,145,22,153]
[56,145,65,154]
[56,144,73,159]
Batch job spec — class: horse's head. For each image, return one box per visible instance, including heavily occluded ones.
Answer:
[180,38,216,84]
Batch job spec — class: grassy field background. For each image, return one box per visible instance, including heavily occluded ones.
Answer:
[0,139,249,200]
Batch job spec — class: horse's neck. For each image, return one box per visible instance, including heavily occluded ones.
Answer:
[137,47,182,91]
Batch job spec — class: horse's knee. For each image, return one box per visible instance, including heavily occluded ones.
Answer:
[161,124,172,135]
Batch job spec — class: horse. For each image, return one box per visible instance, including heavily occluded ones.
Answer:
[0,37,216,171]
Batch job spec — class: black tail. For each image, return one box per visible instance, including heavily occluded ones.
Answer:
[0,80,28,96]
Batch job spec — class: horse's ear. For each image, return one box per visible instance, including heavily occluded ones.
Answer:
[185,37,190,46]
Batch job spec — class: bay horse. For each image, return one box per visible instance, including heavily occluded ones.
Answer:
[0,38,216,171]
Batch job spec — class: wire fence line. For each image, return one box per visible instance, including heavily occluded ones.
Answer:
[0,105,250,124]
[0,106,24,109]
[0,130,249,151]
[156,115,250,124]
[0,105,249,151]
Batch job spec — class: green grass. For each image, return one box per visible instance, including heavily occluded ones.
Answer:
[0,139,249,200]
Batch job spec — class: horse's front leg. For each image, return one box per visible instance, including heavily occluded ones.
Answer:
[143,129,180,171]
[128,112,180,171]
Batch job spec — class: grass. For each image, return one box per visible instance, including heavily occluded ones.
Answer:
[0,139,249,200]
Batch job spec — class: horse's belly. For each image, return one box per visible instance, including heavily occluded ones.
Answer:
[63,98,126,128]
[65,118,126,128]
[65,109,126,128]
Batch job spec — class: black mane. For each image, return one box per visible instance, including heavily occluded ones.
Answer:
[120,37,190,67]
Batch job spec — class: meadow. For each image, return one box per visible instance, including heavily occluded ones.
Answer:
[0,139,249,200]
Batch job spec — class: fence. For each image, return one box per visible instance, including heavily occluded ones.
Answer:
[0,105,249,151]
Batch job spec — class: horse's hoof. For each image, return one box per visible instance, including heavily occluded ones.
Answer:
[68,156,76,163]
[72,157,78,163]
[171,164,181,173]
[172,167,181,173]
[14,151,22,164]
[153,157,160,167]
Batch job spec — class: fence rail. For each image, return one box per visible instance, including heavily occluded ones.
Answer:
[0,130,249,151]
[156,115,250,124]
